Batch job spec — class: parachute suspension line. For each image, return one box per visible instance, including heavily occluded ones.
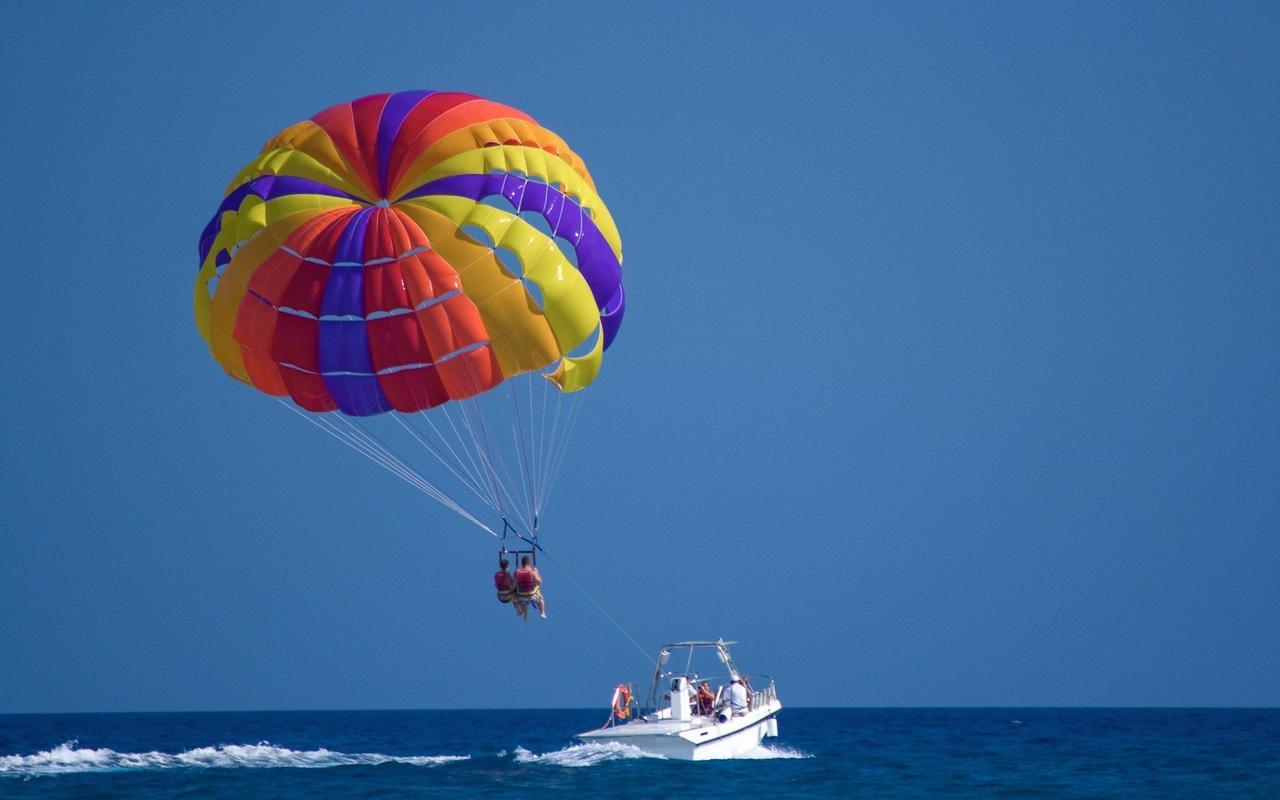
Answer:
[286,403,435,498]
[522,376,540,528]
[458,394,533,537]
[390,353,499,518]
[540,549,656,669]
[276,401,497,537]
[532,373,548,521]
[536,379,568,517]
[338,415,496,534]
[389,414,496,512]
[543,390,587,509]
[445,385,511,524]
[505,379,537,535]
[538,372,564,519]
[450,360,534,537]
[432,403,499,509]
[417,410,495,509]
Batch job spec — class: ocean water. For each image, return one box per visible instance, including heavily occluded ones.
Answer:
[1,708,1277,799]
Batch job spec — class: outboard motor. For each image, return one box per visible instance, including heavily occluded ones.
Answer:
[669,676,692,721]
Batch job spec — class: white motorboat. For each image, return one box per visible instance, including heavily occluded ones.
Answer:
[576,640,782,760]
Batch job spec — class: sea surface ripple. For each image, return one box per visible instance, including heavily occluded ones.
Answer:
[1,708,1276,799]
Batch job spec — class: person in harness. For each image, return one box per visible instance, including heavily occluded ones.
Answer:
[514,555,547,621]
[493,558,520,616]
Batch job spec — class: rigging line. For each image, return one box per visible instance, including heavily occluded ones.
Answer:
[418,408,490,503]
[456,397,516,527]
[458,386,534,536]
[434,403,498,509]
[446,358,511,516]
[333,415,486,525]
[294,405,436,498]
[380,360,474,498]
[521,375,539,522]
[451,393,511,522]
[537,379,567,514]
[541,375,565,515]
[476,393,534,533]
[279,401,495,536]
[390,414,495,510]
[544,392,586,506]
[540,549,656,669]
[333,415,487,526]
[456,392,533,536]
[534,371,550,517]
[506,379,537,530]
[387,353,495,511]
[532,383,553,519]
[535,378,565,522]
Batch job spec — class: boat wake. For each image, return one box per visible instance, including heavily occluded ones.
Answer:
[724,744,811,760]
[512,742,810,766]
[0,741,469,777]
[514,742,665,767]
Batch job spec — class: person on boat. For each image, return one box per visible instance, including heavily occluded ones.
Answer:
[514,556,547,620]
[728,676,749,716]
[493,558,519,614]
[696,681,716,716]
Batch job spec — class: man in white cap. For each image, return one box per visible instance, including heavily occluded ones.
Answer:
[728,675,749,716]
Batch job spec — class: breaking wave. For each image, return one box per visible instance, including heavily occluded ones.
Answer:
[512,741,810,765]
[0,741,468,777]
[514,742,665,767]
[723,744,811,760]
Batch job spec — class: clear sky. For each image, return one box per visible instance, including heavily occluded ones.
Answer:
[1,1,1277,712]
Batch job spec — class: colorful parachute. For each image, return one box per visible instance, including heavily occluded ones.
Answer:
[195,91,625,538]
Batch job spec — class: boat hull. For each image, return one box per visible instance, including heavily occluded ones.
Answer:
[578,700,781,761]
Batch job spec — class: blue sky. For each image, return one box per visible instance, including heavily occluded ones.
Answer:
[1,1,1277,711]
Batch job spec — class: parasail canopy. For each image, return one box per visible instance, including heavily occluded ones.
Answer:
[195,91,626,541]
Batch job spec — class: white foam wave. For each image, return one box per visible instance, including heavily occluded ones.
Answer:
[511,741,810,765]
[0,741,468,777]
[716,744,811,760]
[513,742,666,767]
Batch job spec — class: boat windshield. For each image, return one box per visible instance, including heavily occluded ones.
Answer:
[644,640,744,710]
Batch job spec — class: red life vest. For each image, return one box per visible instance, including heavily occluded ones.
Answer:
[494,570,514,600]
[515,567,538,596]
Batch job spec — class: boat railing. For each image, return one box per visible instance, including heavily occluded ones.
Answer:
[742,673,776,710]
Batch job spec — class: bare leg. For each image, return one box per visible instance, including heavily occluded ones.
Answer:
[534,594,547,619]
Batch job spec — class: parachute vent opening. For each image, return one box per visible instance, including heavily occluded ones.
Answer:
[207,258,231,299]
[566,326,601,360]
[414,289,462,312]
[554,236,579,267]
[482,194,518,214]
[522,279,545,310]
[397,245,430,260]
[519,209,554,238]
[461,224,494,248]
[434,340,490,365]
[495,246,524,279]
